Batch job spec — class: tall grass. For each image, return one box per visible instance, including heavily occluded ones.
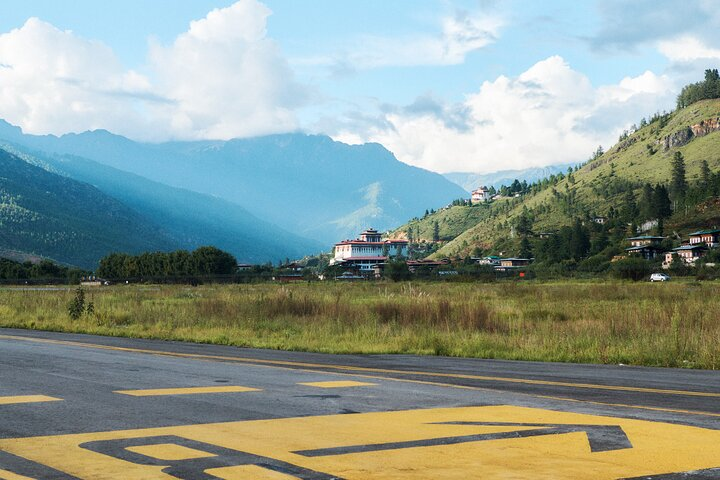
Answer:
[0,280,718,369]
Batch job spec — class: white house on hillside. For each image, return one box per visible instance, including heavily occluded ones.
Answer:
[471,186,491,203]
[330,228,408,272]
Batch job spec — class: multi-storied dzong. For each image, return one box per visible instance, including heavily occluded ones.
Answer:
[330,228,408,272]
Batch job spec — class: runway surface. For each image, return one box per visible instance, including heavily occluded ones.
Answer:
[1,327,720,479]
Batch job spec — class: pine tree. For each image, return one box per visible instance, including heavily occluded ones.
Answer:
[653,184,672,218]
[432,221,440,242]
[620,189,639,223]
[670,151,688,203]
[639,183,655,220]
[590,227,609,255]
[570,220,590,261]
[655,217,665,237]
[518,236,533,259]
[515,206,533,235]
[701,160,711,193]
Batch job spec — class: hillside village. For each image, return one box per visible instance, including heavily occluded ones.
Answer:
[380,71,720,280]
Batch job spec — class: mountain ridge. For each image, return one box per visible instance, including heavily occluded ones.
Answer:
[0,122,466,244]
[0,148,177,268]
[444,164,576,193]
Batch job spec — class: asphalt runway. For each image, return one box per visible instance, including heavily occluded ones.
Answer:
[1,327,720,479]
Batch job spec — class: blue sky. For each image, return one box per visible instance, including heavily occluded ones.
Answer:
[0,1,718,173]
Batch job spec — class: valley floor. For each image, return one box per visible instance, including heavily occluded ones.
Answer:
[0,280,718,369]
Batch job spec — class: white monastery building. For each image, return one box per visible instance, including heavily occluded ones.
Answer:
[471,186,491,203]
[330,228,408,271]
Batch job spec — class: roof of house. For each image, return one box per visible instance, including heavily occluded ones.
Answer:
[500,258,530,262]
[672,245,707,251]
[688,229,720,236]
[335,239,408,246]
[627,236,665,241]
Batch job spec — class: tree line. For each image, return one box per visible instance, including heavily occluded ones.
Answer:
[677,68,720,109]
[96,246,238,279]
[0,258,86,283]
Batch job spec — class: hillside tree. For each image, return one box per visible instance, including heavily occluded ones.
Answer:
[670,151,688,204]
[653,184,672,218]
[620,189,639,223]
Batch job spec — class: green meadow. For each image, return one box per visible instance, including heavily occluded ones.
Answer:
[0,281,718,369]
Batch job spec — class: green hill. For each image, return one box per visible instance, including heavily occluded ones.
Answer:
[0,143,325,263]
[393,97,720,262]
[0,149,176,268]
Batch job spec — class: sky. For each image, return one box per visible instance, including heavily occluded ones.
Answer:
[0,0,719,174]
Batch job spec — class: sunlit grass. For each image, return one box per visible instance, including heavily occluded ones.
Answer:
[0,280,718,369]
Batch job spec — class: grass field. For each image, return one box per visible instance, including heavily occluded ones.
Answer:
[0,280,718,369]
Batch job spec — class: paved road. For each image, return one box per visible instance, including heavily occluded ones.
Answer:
[1,328,720,479]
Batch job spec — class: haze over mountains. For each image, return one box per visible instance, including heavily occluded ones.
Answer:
[444,165,576,193]
[0,149,176,268]
[0,120,466,267]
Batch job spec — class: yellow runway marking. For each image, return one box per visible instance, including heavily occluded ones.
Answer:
[206,465,298,479]
[0,335,720,398]
[3,334,720,421]
[126,443,216,461]
[2,406,720,479]
[298,381,376,388]
[0,469,35,480]
[0,395,61,405]
[1,333,718,400]
[115,386,260,396]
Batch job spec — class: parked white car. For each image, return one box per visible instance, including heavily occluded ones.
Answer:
[650,273,671,282]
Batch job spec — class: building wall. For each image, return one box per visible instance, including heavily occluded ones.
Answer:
[333,242,407,262]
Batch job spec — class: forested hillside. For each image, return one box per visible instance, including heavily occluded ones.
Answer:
[1,146,324,263]
[0,149,176,268]
[394,76,720,273]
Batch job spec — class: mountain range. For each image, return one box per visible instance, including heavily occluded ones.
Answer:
[0,120,466,267]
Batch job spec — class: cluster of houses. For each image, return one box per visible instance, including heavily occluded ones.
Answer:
[624,229,720,268]
[330,228,531,276]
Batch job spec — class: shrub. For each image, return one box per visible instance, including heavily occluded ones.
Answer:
[611,257,651,281]
[384,260,411,281]
[68,287,86,319]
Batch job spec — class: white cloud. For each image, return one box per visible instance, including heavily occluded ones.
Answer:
[657,35,720,62]
[332,57,676,173]
[0,0,307,140]
[307,11,502,71]
[0,17,153,136]
[148,0,307,140]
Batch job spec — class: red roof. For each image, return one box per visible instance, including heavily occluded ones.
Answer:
[335,239,408,246]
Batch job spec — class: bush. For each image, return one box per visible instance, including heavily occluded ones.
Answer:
[67,287,86,319]
[384,260,411,281]
[577,254,611,273]
[611,257,651,281]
